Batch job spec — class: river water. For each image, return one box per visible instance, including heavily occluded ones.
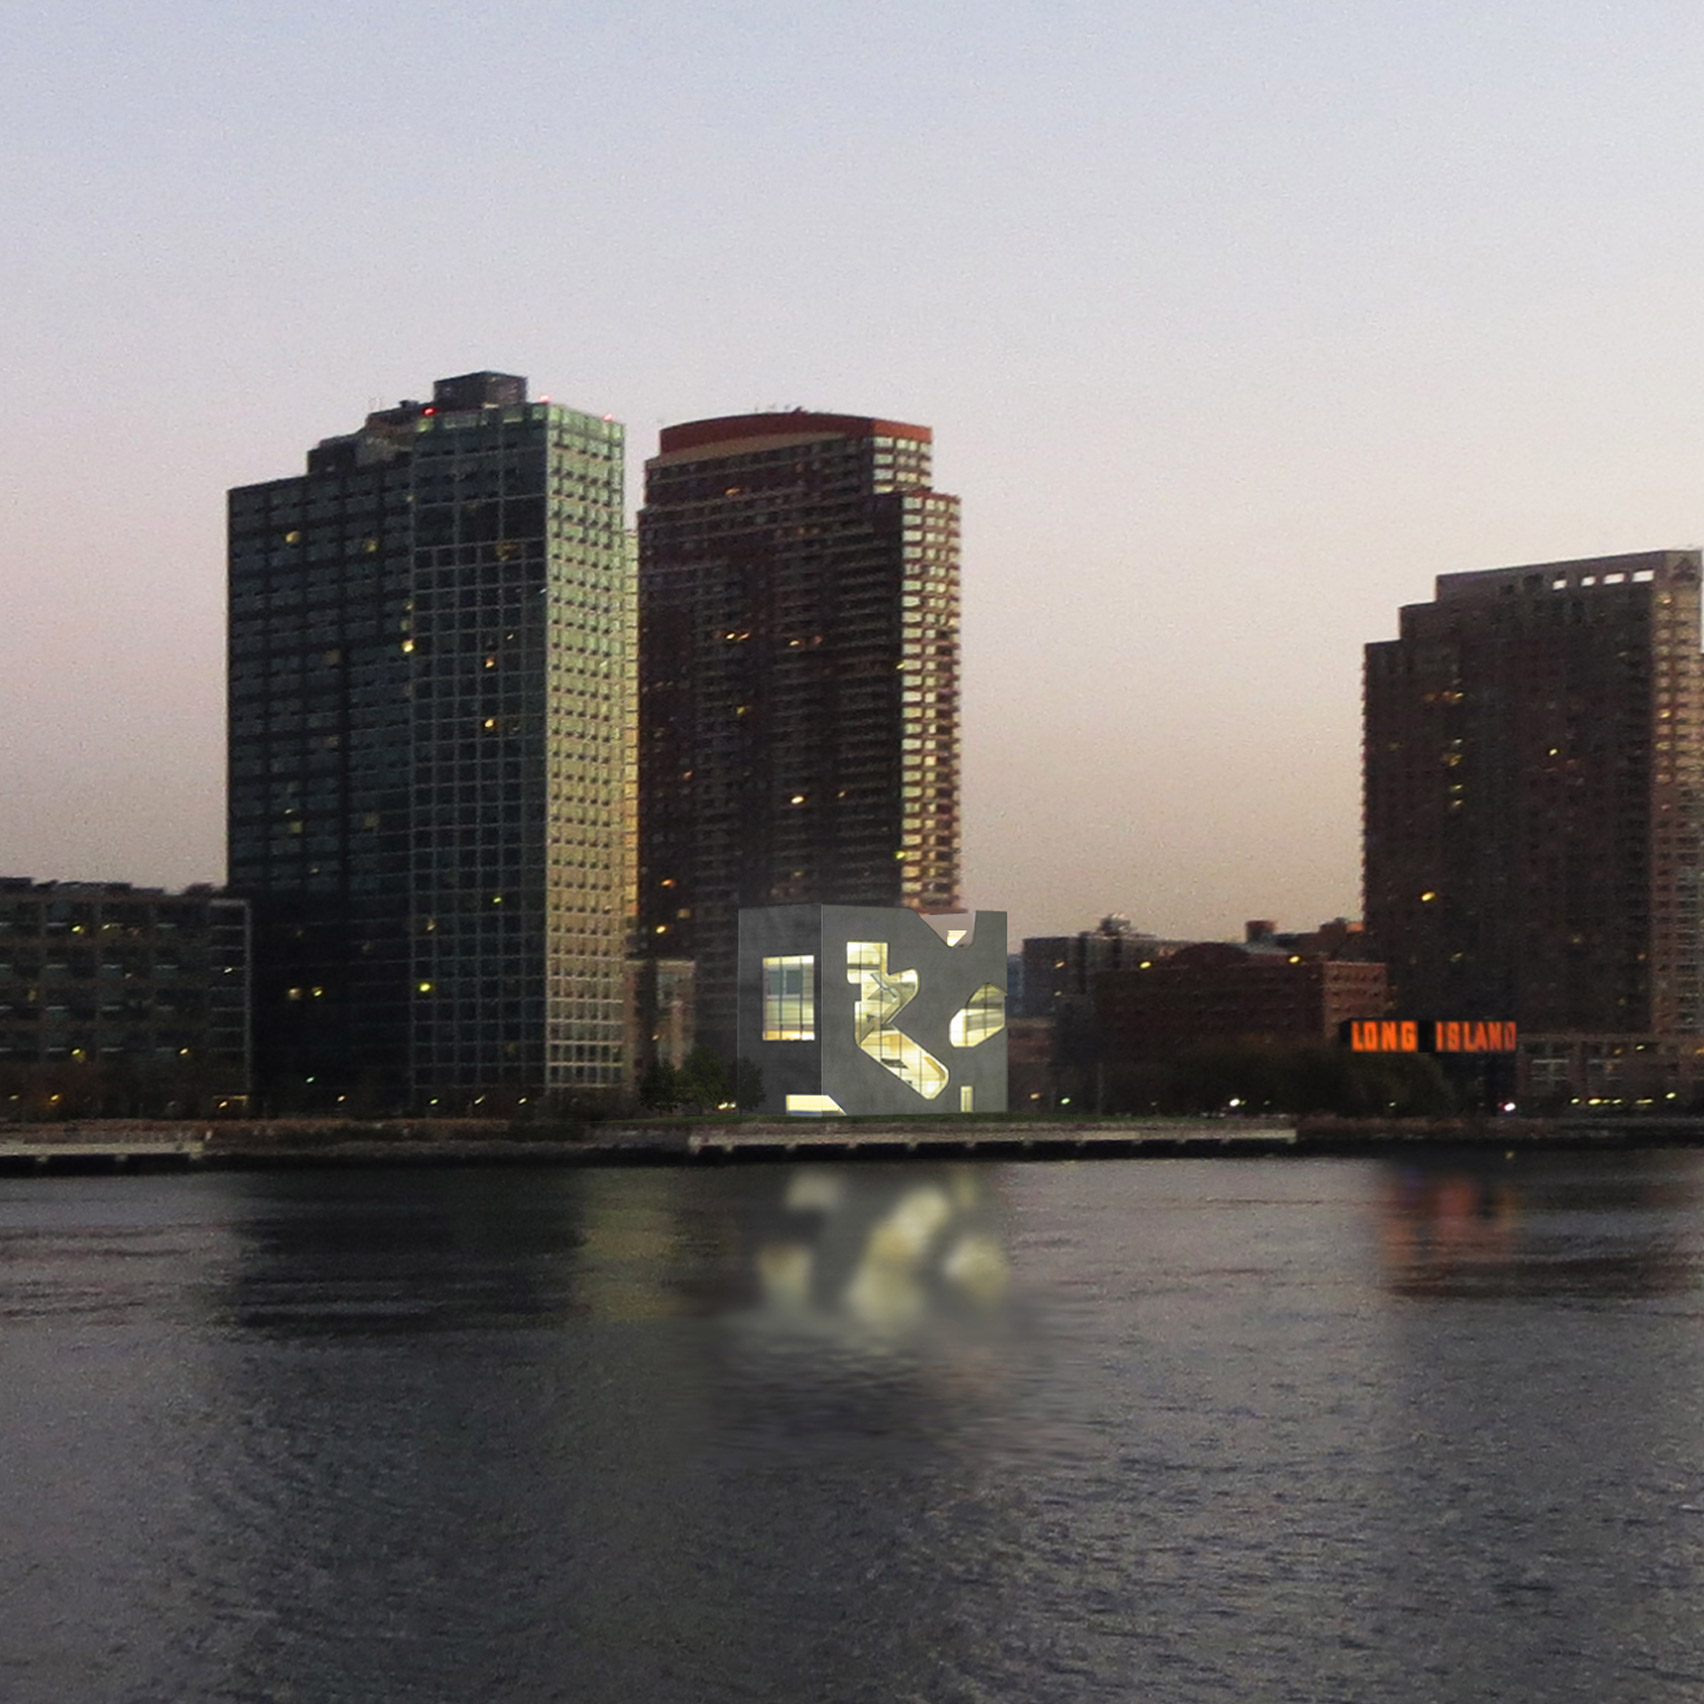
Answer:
[5,1149,1704,1702]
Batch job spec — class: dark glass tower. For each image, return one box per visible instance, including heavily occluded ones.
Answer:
[637,412,961,1058]
[1364,550,1704,1034]
[227,372,631,1109]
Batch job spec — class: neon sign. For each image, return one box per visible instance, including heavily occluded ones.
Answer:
[1341,1019,1517,1054]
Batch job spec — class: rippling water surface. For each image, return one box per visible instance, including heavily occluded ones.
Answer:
[7,1150,1704,1702]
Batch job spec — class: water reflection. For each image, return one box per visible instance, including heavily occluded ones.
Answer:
[712,1164,1016,1476]
[216,1167,596,1332]
[211,1162,1014,1338]
[187,1164,1021,1704]
[747,1164,1009,1337]
[1367,1152,1704,1701]
[13,1157,1704,1703]
[1378,1151,1702,1299]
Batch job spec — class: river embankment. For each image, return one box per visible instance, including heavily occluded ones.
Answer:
[5,1112,1704,1174]
[0,1115,1294,1173]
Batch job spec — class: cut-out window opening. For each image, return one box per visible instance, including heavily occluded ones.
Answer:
[847,941,948,1098]
[762,955,815,1040]
[786,1093,843,1115]
[949,983,1006,1048]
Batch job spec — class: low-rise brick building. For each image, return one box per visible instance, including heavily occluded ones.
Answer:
[0,880,250,1117]
[1094,942,1388,1061]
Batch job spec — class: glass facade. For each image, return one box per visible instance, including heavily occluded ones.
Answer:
[228,374,630,1106]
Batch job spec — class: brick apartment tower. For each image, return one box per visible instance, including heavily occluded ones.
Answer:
[228,373,632,1109]
[1364,550,1704,1033]
[638,412,962,1059]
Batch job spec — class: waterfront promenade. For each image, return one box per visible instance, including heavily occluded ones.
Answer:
[0,1116,1296,1174]
[9,1111,1704,1174]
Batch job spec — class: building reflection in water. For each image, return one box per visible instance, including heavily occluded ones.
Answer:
[213,1160,1013,1340]
[195,1162,1021,1701]
[1377,1150,1700,1299]
[746,1164,1010,1339]
[35,1160,1704,1699]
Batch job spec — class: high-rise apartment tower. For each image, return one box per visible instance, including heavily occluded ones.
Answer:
[227,372,631,1108]
[638,412,961,1057]
[1364,550,1704,1033]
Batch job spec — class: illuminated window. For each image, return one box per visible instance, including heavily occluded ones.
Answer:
[948,983,1005,1048]
[847,941,947,1098]
[762,955,815,1040]
[785,1093,843,1115]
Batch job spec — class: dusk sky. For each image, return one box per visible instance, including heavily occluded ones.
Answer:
[7,0,1704,945]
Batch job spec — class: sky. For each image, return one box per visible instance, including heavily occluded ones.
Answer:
[7,0,1704,945]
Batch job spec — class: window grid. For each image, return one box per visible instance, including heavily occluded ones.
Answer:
[762,955,816,1040]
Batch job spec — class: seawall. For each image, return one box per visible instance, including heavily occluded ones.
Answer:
[4,1114,1702,1176]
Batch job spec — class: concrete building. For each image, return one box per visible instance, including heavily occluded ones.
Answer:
[1365,551,1704,1034]
[228,372,631,1109]
[738,906,1005,1116]
[638,412,961,1060]
[0,880,250,1115]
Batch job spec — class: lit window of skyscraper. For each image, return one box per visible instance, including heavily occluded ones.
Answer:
[1364,550,1704,1034]
[637,412,961,1059]
[227,372,631,1108]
